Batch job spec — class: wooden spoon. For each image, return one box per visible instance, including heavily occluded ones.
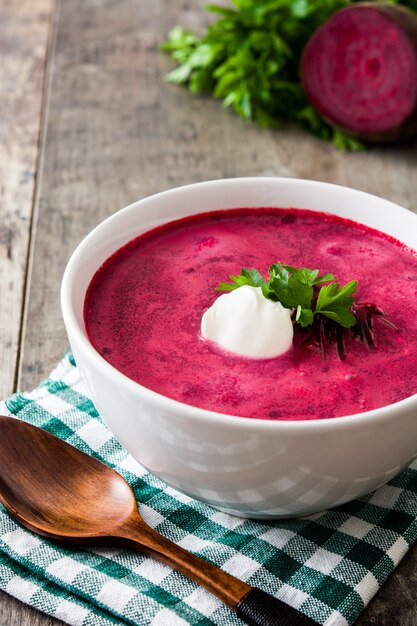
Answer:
[0,415,317,626]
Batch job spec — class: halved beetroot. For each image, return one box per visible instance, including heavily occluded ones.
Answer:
[301,3,417,143]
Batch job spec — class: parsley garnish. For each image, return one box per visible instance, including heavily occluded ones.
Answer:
[216,263,396,359]
[160,0,416,149]
[217,263,357,328]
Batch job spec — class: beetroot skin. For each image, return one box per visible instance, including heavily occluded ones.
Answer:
[301,3,417,143]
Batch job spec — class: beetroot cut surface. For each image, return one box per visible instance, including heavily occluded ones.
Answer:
[301,3,417,143]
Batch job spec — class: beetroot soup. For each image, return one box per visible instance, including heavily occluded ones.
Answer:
[84,208,417,420]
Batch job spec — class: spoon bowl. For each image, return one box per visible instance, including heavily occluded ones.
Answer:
[0,415,317,626]
[0,415,135,539]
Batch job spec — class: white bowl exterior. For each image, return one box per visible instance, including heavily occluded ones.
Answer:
[61,178,417,518]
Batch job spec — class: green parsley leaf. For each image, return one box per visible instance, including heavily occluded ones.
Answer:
[269,272,313,310]
[315,280,358,327]
[332,128,366,152]
[296,306,314,327]
[282,265,335,286]
[241,268,266,287]
[216,267,266,291]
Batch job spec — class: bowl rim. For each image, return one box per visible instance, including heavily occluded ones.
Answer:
[61,176,417,432]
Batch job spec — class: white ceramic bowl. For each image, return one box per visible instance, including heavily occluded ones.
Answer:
[61,178,417,519]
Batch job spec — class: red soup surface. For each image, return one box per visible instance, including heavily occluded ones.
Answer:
[84,208,417,420]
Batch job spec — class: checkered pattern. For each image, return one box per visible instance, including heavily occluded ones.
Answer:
[1,354,417,626]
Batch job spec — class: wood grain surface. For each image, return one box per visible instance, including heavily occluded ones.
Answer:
[0,0,53,398]
[1,0,417,624]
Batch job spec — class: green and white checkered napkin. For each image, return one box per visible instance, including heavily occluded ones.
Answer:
[1,354,417,626]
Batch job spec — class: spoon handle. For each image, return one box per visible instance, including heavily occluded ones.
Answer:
[117,514,318,626]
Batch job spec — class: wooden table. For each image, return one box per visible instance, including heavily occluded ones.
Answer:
[1,0,417,624]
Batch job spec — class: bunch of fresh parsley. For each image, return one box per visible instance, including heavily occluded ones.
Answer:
[161,0,417,149]
[217,263,357,328]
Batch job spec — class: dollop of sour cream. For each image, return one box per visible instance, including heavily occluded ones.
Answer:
[201,285,294,358]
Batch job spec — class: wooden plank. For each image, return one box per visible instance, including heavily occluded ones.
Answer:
[0,0,54,398]
[7,0,417,625]
[0,0,56,621]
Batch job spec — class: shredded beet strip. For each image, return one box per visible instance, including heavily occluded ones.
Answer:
[293,303,397,361]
